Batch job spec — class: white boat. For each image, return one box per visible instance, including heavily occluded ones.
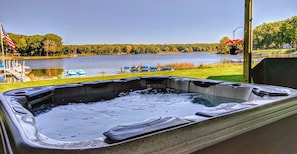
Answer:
[65,70,78,76]
[14,63,32,74]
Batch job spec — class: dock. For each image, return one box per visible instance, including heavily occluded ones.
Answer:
[0,60,31,82]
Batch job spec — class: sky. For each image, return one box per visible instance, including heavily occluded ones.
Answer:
[0,0,296,45]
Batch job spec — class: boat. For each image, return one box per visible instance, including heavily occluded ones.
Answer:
[75,69,86,75]
[13,62,32,74]
[122,65,159,73]
[140,66,149,72]
[149,66,158,72]
[130,66,139,72]
[123,66,131,73]
[161,66,174,71]
[62,69,86,78]
[65,70,77,76]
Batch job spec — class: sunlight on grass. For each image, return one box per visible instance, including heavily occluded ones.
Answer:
[0,64,243,92]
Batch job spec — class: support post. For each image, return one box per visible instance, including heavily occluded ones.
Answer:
[243,0,253,83]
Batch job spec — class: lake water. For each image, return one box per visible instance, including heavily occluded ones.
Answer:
[24,52,241,77]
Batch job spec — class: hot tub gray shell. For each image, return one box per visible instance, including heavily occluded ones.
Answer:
[1,76,297,154]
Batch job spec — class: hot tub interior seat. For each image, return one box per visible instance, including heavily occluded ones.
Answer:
[2,76,293,144]
[5,77,258,116]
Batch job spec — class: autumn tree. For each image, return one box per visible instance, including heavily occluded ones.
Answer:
[217,36,230,54]
[125,45,132,54]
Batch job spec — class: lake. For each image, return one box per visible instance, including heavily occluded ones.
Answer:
[23,52,241,77]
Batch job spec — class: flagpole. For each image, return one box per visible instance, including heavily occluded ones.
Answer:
[0,22,6,81]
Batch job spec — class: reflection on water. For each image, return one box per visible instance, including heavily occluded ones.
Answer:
[2,76,21,83]
[29,68,64,80]
[31,68,64,77]
[1,68,64,83]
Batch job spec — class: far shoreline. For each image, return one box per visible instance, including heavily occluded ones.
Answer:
[4,48,296,61]
[4,52,196,60]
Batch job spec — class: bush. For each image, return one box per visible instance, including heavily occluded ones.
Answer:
[157,62,196,70]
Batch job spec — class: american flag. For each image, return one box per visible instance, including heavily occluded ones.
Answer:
[1,25,15,49]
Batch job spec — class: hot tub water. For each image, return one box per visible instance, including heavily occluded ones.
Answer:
[35,88,247,141]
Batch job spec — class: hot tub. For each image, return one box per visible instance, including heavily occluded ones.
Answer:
[1,76,297,153]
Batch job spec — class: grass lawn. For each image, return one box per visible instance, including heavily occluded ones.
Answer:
[253,48,296,55]
[0,64,243,92]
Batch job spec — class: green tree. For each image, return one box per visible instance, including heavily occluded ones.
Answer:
[163,47,170,52]
[6,34,27,54]
[43,39,57,56]
[113,46,122,54]
[280,16,297,48]
[27,35,44,56]
[44,33,63,55]
[16,35,28,53]
[253,16,296,49]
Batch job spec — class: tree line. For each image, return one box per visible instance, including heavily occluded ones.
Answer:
[63,44,220,56]
[2,16,295,56]
[3,33,221,56]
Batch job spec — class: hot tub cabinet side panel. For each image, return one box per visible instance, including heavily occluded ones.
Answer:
[195,113,297,154]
